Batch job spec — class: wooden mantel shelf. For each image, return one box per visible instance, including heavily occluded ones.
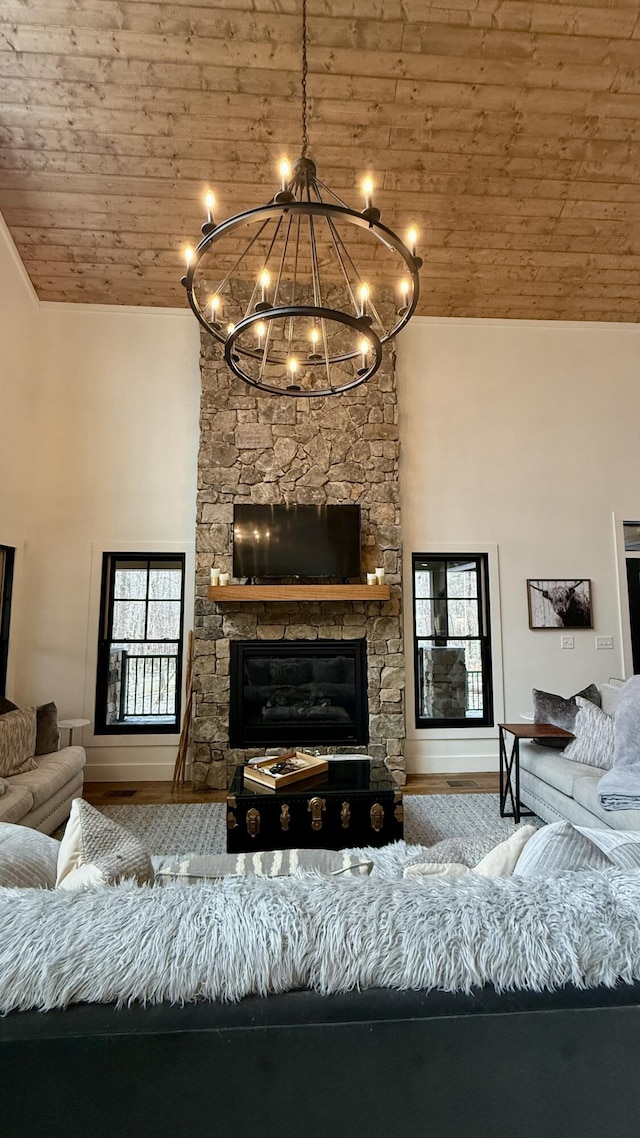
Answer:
[207,584,391,602]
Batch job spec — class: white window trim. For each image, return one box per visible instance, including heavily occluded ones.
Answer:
[404,542,505,742]
[82,539,194,749]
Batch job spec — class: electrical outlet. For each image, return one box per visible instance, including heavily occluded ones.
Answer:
[596,636,614,650]
[561,635,575,650]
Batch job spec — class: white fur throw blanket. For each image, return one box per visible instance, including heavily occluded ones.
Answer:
[2,869,640,1012]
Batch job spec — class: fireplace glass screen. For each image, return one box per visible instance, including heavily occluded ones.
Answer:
[230,640,369,748]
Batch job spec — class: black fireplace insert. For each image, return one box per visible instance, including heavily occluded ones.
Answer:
[229,639,369,748]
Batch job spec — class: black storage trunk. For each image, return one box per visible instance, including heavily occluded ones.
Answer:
[227,759,403,853]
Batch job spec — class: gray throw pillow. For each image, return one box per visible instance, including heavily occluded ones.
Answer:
[532,683,601,748]
[0,707,38,777]
[35,702,60,756]
[1,700,60,755]
[563,697,615,770]
[0,822,59,888]
[154,849,373,883]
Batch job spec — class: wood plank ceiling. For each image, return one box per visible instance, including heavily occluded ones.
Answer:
[1,0,640,320]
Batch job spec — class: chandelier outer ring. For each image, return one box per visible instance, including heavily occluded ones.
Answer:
[184,199,421,355]
[223,305,384,398]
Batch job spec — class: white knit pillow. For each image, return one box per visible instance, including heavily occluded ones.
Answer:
[56,799,154,891]
[563,696,615,770]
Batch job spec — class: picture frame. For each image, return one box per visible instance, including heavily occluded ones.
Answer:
[527,579,593,630]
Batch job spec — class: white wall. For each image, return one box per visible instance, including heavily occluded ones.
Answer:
[27,304,201,778]
[397,317,640,773]
[0,213,201,780]
[0,216,40,694]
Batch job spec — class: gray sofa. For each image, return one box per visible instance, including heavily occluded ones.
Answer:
[0,746,86,834]
[519,683,640,832]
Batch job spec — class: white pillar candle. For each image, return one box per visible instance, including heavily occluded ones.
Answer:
[375,567,386,584]
[367,572,377,586]
[219,572,230,587]
[210,568,220,586]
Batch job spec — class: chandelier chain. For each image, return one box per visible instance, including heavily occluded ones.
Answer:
[301,0,309,157]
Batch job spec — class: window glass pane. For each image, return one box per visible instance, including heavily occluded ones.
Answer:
[107,643,179,723]
[113,569,146,605]
[446,561,478,599]
[447,598,479,637]
[414,561,446,599]
[415,598,448,637]
[114,568,147,600]
[112,600,146,639]
[416,639,484,721]
[149,568,182,600]
[147,600,181,639]
[623,523,640,552]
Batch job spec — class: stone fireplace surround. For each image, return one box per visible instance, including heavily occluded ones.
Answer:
[192,291,406,789]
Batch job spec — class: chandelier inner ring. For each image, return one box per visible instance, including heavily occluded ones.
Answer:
[223,305,383,398]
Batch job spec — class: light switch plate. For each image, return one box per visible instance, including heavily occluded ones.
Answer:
[561,635,575,650]
[596,636,614,650]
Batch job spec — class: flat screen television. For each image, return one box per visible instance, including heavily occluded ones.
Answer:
[233,504,361,579]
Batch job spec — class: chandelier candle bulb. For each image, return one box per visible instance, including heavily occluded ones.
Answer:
[407,228,418,258]
[210,295,221,322]
[359,282,370,316]
[279,158,292,192]
[362,177,374,211]
[359,338,369,369]
[226,322,235,336]
[184,245,194,266]
[400,278,410,302]
[204,191,215,225]
[259,269,271,305]
[256,322,266,347]
[288,358,298,377]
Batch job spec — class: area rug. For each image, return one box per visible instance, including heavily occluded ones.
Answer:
[100,794,538,856]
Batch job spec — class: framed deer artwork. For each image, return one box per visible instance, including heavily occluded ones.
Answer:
[527,579,593,629]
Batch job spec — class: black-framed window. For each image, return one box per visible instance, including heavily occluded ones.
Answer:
[0,545,15,697]
[412,553,494,729]
[95,553,185,735]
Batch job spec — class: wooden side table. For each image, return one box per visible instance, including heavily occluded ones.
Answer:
[498,723,574,823]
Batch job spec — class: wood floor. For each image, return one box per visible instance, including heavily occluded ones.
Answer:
[84,772,499,807]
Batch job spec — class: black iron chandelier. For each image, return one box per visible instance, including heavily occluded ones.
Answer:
[181,0,422,397]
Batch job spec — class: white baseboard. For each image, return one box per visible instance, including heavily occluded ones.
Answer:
[406,755,499,775]
[404,738,499,775]
[84,761,184,782]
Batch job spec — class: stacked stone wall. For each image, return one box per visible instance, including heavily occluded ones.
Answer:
[193,295,406,788]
